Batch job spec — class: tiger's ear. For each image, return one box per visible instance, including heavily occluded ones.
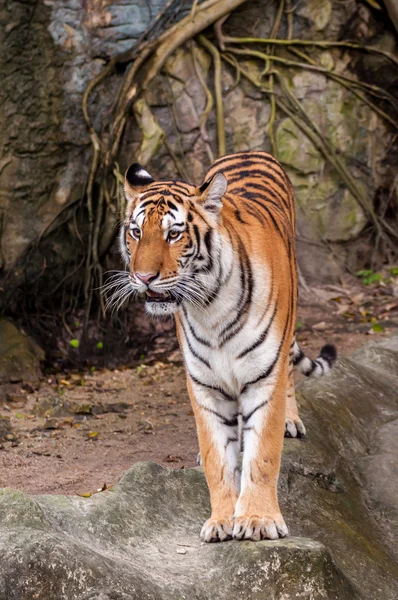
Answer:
[124,163,155,200]
[197,172,227,218]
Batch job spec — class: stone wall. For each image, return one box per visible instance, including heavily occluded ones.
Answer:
[0,0,397,308]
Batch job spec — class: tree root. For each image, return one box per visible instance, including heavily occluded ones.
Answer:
[198,35,226,157]
[78,0,397,325]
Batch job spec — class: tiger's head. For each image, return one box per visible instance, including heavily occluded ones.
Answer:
[116,163,227,316]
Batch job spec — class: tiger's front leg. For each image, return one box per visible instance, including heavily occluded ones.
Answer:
[187,377,240,543]
[234,365,289,541]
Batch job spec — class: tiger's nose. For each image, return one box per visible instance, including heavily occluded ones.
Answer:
[135,272,158,285]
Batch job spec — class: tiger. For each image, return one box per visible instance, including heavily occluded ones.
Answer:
[117,150,337,543]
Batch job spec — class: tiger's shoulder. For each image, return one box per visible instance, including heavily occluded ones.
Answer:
[206,151,295,234]
[205,151,292,193]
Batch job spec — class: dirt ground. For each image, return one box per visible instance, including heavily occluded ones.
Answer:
[1,280,398,496]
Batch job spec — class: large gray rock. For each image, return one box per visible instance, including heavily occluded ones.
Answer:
[1,337,398,599]
[0,463,356,600]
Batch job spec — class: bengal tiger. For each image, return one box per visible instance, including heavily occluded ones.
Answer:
[114,151,336,543]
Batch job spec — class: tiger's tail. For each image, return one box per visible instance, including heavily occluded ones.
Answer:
[293,340,337,378]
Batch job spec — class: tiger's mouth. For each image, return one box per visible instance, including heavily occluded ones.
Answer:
[145,290,175,304]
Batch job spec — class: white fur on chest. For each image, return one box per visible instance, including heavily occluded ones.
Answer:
[179,262,279,396]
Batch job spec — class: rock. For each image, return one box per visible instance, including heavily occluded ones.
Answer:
[34,397,130,418]
[1,337,398,599]
[275,68,371,245]
[0,0,173,303]
[0,416,16,443]
[0,319,44,385]
[5,394,27,405]
[2,0,397,297]
[34,397,72,418]
[0,463,356,600]
[357,418,398,544]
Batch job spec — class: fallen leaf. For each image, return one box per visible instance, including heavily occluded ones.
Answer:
[350,293,365,305]
[383,301,398,312]
[342,312,356,319]
[165,455,183,463]
[312,321,327,331]
[336,304,352,316]
[87,431,100,440]
[77,491,92,498]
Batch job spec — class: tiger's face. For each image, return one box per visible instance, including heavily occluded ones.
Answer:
[118,163,227,316]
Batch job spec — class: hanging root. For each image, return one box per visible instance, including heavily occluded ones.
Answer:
[79,0,397,327]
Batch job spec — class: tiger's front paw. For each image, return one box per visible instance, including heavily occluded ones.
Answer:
[233,514,288,541]
[285,415,306,438]
[200,517,234,543]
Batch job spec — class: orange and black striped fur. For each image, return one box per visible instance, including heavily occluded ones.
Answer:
[113,151,336,542]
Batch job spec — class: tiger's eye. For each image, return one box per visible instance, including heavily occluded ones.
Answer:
[168,230,180,239]
[131,228,141,239]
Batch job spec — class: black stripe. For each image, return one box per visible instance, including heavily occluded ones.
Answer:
[235,185,291,216]
[212,152,285,176]
[243,202,267,224]
[242,400,269,424]
[203,229,212,256]
[219,240,253,345]
[134,208,146,220]
[172,183,191,193]
[228,170,288,200]
[218,256,246,340]
[182,306,211,347]
[193,224,201,257]
[190,373,236,402]
[234,187,282,210]
[224,161,287,190]
[292,348,305,366]
[180,322,211,369]
[225,436,239,448]
[241,311,291,393]
[237,301,278,358]
[138,198,156,208]
[200,405,239,427]
[241,354,279,394]
[167,199,178,211]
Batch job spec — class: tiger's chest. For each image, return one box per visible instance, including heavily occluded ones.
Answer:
[177,300,281,398]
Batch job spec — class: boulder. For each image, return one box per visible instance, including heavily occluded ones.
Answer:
[0,319,44,385]
[0,337,398,599]
[0,463,356,600]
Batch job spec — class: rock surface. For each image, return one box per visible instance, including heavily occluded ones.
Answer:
[0,463,356,600]
[0,319,44,386]
[0,337,398,599]
[1,1,397,303]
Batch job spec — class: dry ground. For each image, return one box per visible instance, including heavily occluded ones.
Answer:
[1,281,398,496]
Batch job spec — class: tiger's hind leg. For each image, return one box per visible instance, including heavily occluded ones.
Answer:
[285,366,306,438]
[187,377,240,543]
[233,362,289,541]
